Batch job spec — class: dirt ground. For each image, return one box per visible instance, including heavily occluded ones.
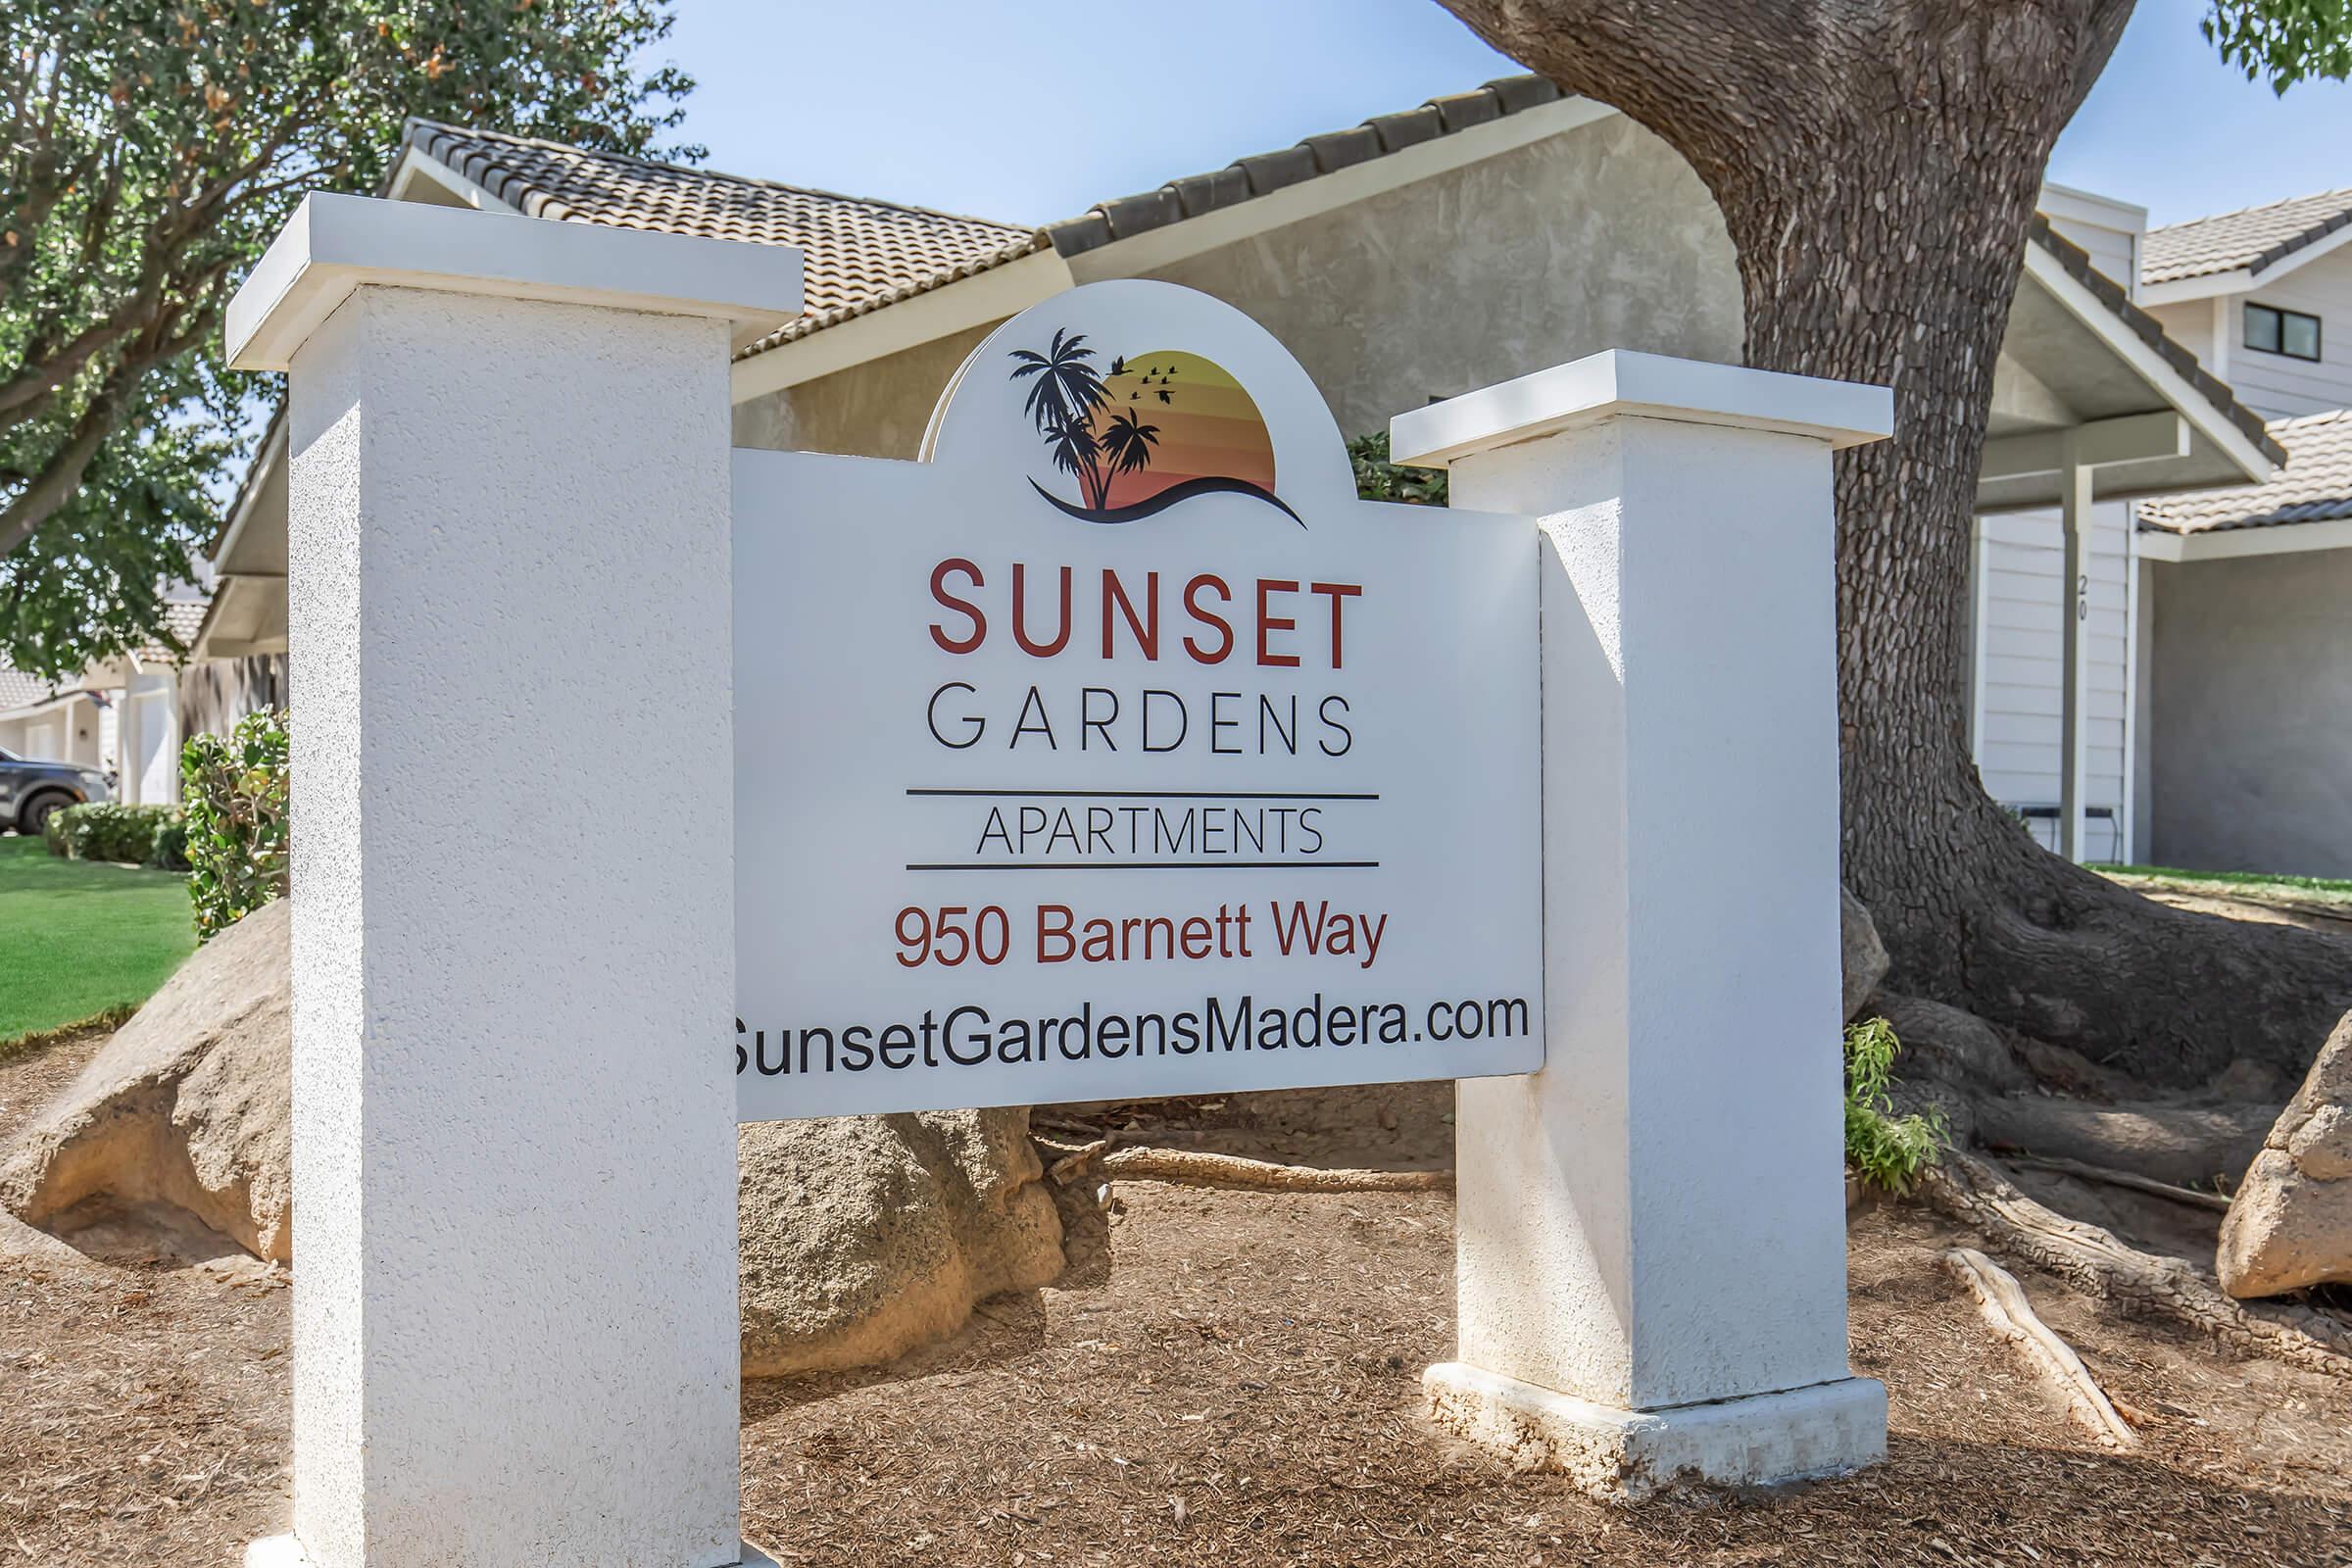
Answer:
[2106,876,2352,939]
[5,1042,2352,1567]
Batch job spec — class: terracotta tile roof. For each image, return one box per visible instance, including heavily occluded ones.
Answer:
[397,89,2275,481]
[2028,217,2284,465]
[2139,407,2352,533]
[0,665,57,714]
[403,74,1574,357]
[1039,74,1566,256]
[2141,188,2352,286]
[138,600,210,662]
[401,121,1041,353]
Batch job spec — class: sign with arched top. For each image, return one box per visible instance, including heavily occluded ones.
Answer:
[734,280,1542,1121]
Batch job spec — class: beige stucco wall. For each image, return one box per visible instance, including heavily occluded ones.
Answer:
[731,323,996,459]
[1141,115,1741,437]
[2149,549,2352,877]
[732,114,1743,458]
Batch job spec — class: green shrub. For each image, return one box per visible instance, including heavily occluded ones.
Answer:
[45,802,182,865]
[1843,1016,1946,1195]
[181,709,290,942]
[1348,431,1449,506]
[146,813,191,871]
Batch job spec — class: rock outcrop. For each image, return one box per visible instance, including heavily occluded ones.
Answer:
[0,899,292,1259]
[738,1108,1065,1376]
[2219,1010,2352,1298]
[1841,885,1889,1023]
[2,897,1066,1369]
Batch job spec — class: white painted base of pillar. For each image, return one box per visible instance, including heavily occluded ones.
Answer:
[1424,1362,1886,1501]
[243,1536,781,1567]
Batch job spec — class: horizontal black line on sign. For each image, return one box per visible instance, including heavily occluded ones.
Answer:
[906,789,1380,801]
[905,860,1382,871]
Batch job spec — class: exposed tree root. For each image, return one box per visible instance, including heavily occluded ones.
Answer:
[1100,1148,1450,1192]
[1973,1097,2273,1190]
[1943,1246,2138,1447]
[1917,1148,2352,1379]
[1044,1138,1450,1193]
[2007,1154,2233,1213]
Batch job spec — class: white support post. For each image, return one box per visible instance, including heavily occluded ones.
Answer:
[2057,450,2094,864]
[117,688,142,805]
[1392,351,1893,1499]
[225,195,802,1568]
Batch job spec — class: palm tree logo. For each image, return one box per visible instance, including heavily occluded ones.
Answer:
[1005,330,1302,527]
[1099,409,1161,485]
[1008,328,1119,512]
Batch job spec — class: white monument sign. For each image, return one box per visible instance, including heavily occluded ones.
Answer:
[223,192,1895,1557]
[734,281,1542,1120]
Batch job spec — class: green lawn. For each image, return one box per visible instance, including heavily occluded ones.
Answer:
[2102,862,2352,906]
[0,833,195,1043]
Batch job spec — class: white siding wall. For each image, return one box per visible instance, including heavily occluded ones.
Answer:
[2045,216,2140,296]
[1972,503,2134,860]
[2197,244,2352,419]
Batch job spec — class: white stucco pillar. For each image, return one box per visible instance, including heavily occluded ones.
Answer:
[1392,351,1893,1498]
[225,195,802,1568]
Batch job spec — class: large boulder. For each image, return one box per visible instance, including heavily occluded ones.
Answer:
[1840,885,1889,1023]
[739,1108,1064,1376]
[2219,1010,2352,1298]
[0,898,292,1259]
[1,897,1064,1369]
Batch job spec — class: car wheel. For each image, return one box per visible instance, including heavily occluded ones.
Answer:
[19,792,73,836]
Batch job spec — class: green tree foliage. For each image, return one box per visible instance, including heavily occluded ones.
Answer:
[2,1,699,677]
[1842,1017,1945,1195]
[2207,0,2352,90]
[179,705,286,939]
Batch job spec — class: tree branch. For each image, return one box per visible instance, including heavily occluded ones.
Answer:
[0,366,137,560]
[0,316,140,425]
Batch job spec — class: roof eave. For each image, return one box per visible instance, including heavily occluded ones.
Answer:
[2140,209,2352,304]
[2137,515,2352,562]
[2024,221,2282,470]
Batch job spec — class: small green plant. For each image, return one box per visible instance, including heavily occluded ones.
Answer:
[1843,1016,1946,1194]
[180,709,290,942]
[1348,431,1449,506]
[43,803,182,865]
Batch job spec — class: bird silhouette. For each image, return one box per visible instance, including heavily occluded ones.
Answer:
[1109,356,1126,376]
[1155,388,1173,403]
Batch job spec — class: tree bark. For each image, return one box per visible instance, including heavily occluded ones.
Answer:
[1435,0,2352,1085]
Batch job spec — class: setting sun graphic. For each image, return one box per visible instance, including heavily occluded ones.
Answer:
[1008,330,1298,525]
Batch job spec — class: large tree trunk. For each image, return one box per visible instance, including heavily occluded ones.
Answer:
[1436,0,2352,1085]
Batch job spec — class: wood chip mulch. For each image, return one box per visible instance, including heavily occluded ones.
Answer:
[3,1056,2349,1567]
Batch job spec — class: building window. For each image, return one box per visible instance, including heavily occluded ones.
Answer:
[2245,302,2323,362]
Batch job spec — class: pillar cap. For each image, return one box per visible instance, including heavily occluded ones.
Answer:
[226,193,805,370]
[1391,350,1893,468]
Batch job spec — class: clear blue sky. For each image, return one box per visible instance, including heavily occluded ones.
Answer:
[658,0,2352,230]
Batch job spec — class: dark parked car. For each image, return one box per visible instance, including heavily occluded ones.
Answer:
[0,746,113,835]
